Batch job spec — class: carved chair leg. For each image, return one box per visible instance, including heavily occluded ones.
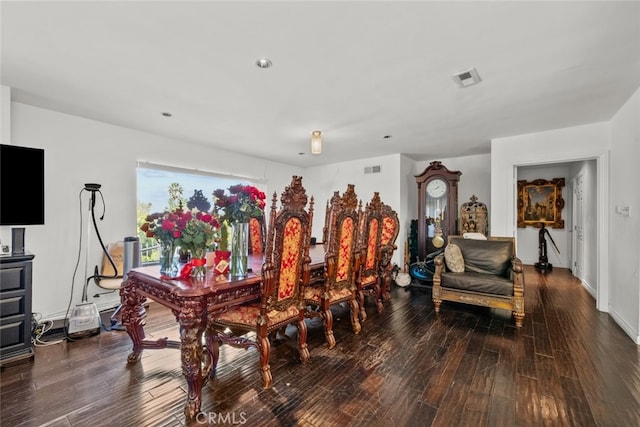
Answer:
[297,318,310,363]
[375,284,384,313]
[358,289,367,322]
[349,299,361,334]
[258,334,272,389]
[323,308,336,349]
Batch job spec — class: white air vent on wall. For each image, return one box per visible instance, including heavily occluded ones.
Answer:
[452,67,481,88]
[364,165,381,174]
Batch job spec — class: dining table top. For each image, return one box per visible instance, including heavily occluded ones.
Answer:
[125,243,327,296]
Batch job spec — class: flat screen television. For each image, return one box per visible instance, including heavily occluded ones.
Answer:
[0,144,45,225]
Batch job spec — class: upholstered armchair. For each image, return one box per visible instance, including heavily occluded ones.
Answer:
[208,176,314,389]
[305,184,361,349]
[432,235,525,327]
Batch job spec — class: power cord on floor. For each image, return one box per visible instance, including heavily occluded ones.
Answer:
[31,312,65,347]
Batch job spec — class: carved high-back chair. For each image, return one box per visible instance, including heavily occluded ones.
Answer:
[248,216,265,255]
[209,176,313,389]
[379,202,400,301]
[321,190,340,244]
[356,192,384,322]
[304,184,361,349]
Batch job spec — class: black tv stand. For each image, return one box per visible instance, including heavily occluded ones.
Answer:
[0,253,35,368]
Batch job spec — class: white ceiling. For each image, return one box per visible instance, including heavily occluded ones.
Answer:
[2,1,639,168]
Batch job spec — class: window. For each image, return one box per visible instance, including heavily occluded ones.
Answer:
[136,162,263,264]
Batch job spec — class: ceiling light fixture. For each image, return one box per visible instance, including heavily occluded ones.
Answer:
[311,130,322,155]
[256,58,272,69]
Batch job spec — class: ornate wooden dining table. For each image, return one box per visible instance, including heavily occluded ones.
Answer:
[120,244,326,418]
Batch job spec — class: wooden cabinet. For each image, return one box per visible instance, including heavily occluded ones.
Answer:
[0,253,34,367]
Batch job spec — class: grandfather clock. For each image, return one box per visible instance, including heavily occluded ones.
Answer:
[415,161,461,260]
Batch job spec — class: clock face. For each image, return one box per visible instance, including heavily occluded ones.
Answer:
[427,179,447,198]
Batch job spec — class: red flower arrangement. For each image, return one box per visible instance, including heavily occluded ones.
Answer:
[140,208,219,258]
[140,209,184,245]
[212,184,266,224]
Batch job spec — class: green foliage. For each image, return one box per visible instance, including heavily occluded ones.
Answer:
[137,201,156,262]
[167,182,186,211]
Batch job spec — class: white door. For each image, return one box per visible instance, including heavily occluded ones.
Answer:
[572,173,585,279]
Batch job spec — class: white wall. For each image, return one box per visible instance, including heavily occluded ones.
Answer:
[304,154,405,267]
[1,86,10,144]
[569,159,598,295]
[609,87,640,343]
[2,102,302,321]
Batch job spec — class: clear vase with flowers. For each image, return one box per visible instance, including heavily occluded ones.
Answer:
[174,209,219,280]
[140,207,219,280]
[212,184,266,277]
[140,209,183,277]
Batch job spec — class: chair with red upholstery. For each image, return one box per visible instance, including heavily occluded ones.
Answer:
[208,176,314,389]
[248,216,265,255]
[379,202,400,301]
[321,190,340,244]
[356,192,384,322]
[305,184,361,349]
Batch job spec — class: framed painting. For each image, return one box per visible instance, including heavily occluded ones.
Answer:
[517,178,565,228]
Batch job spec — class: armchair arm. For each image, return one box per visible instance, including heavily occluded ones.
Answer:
[511,256,524,274]
[433,254,445,286]
[511,256,525,295]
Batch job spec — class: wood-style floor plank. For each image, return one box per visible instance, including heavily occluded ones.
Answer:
[2,266,640,426]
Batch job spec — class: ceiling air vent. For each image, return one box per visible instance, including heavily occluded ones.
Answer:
[452,67,481,88]
[364,165,381,174]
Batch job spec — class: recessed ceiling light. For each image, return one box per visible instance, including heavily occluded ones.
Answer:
[161,112,172,117]
[256,58,272,69]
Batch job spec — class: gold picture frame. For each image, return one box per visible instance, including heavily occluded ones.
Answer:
[517,178,565,228]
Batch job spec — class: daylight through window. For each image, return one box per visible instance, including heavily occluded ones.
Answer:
[136,162,263,264]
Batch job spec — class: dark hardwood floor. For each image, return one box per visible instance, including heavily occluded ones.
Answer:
[2,266,640,426]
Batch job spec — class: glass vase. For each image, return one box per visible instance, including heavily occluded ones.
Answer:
[230,221,249,278]
[159,240,177,277]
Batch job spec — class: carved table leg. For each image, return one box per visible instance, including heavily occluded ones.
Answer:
[120,280,147,363]
[178,299,207,419]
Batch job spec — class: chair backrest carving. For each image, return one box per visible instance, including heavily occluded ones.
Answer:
[358,192,384,285]
[262,176,314,312]
[325,184,361,292]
